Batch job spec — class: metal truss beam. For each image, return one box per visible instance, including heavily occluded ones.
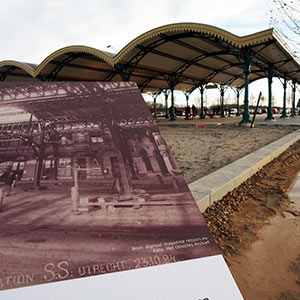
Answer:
[0,67,17,81]
[47,60,113,74]
[44,53,82,81]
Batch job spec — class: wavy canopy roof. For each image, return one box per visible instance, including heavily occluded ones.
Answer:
[0,23,299,92]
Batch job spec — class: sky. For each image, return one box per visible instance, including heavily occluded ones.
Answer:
[0,0,297,107]
[0,0,272,63]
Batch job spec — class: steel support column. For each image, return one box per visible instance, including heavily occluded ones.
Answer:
[241,53,251,124]
[183,92,190,120]
[152,93,160,118]
[184,91,190,106]
[266,67,275,120]
[281,78,288,118]
[34,121,46,188]
[219,85,226,118]
[231,87,242,117]
[115,64,133,81]
[170,86,176,121]
[164,76,178,121]
[163,89,169,119]
[106,100,132,195]
[236,88,242,116]
[199,85,206,119]
[291,81,296,117]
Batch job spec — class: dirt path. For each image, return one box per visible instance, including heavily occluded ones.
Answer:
[229,213,300,300]
[203,141,300,300]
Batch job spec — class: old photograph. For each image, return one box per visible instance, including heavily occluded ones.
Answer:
[0,81,220,291]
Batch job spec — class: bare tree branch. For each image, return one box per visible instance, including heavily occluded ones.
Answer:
[269,0,300,56]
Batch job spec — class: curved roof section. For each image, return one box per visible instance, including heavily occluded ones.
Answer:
[35,45,118,82]
[0,23,299,91]
[36,45,116,72]
[0,60,38,81]
[0,60,37,74]
[115,23,275,61]
[116,23,300,91]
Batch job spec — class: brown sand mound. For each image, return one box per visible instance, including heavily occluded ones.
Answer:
[203,142,300,254]
[203,140,300,300]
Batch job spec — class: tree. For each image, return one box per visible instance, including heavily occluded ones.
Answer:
[250,93,256,106]
[269,0,300,56]
[261,95,266,106]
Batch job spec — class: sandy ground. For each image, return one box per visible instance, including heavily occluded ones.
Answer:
[160,124,297,183]
[160,124,300,300]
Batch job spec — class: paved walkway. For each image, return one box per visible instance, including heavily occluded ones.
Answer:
[158,114,300,212]
[157,114,300,126]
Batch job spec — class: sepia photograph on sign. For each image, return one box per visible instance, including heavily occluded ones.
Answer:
[0,81,220,291]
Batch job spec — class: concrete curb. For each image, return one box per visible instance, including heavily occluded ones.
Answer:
[188,129,300,212]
